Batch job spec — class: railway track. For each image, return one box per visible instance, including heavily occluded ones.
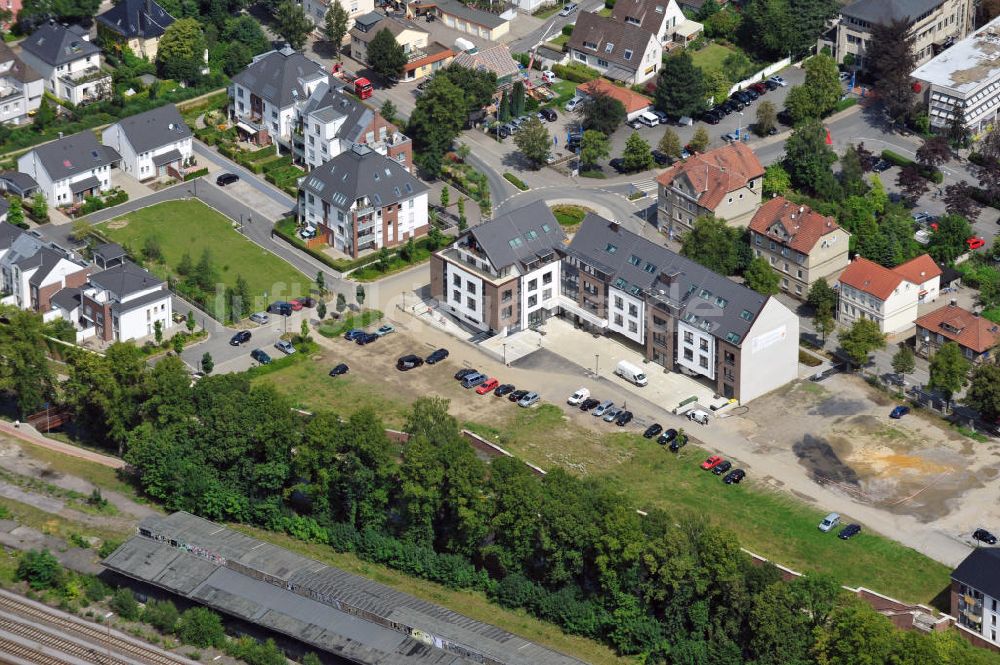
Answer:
[0,590,191,665]
[0,633,78,665]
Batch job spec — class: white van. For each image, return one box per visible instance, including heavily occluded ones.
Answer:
[637,111,659,127]
[615,360,648,386]
[687,409,710,425]
[542,70,557,84]
[818,513,841,532]
[567,388,590,406]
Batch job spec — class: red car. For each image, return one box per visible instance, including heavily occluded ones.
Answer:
[967,237,986,250]
[476,378,499,394]
[751,82,768,94]
[290,299,305,311]
[700,455,724,470]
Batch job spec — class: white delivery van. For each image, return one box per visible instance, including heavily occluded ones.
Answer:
[615,360,648,386]
[637,111,659,127]
[687,409,710,425]
[567,388,590,406]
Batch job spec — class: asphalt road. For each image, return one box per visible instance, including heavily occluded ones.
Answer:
[508,0,605,54]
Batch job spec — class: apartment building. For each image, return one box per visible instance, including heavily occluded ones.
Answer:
[297,144,428,257]
[836,256,920,334]
[562,214,799,402]
[17,131,120,206]
[0,223,90,313]
[818,0,975,69]
[73,257,172,342]
[567,11,663,85]
[0,42,43,126]
[102,104,193,181]
[430,200,566,334]
[748,197,850,299]
[656,142,764,235]
[19,22,112,105]
[915,303,1000,362]
[350,12,453,82]
[303,0,374,35]
[952,548,1000,647]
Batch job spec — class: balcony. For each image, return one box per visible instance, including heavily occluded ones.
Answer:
[60,66,111,88]
[0,79,23,102]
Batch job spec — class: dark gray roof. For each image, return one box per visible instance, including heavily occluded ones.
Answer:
[29,131,120,181]
[301,80,375,144]
[567,214,768,345]
[466,200,565,271]
[4,233,45,268]
[94,242,126,262]
[104,512,589,665]
[435,0,507,29]
[20,23,100,67]
[0,42,41,84]
[70,175,101,193]
[110,286,168,315]
[841,0,942,25]
[353,11,384,31]
[232,47,326,109]
[0,199,8,219]
[300,144,427,209]
[89,260,163,299]
[111,104,191,154]
[0,222,24,250]
[152,148,183,167]
[96,0,175,39]
[567,11,656,73]
[50,286,81,312]
[952,548,1000,600]
[27,246,74,287]
[0,171,38,193]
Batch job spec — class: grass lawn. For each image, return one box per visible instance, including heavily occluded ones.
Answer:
[550,204,590,227]
[100,200,312,319]
[689,43,739,75]
[546,80,578,108]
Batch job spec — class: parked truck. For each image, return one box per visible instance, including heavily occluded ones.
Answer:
[615,360,648,386]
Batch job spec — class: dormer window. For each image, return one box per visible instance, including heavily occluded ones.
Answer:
[626,16,640,24]
[583,41,598,49]
[655,5,664,11]
[624,49,633,60]
[605,43,614,52]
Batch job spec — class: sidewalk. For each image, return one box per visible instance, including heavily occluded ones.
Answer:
[0,420,123,469]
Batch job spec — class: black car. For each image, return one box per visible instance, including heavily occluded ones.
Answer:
[609,157,627,173]
[216,172,239,187]
[615,410,633,426]
[723,468,746,484]
[657,428,677,445]
[495,384,516,397]
[298,297,317,308]
[539,108,558,122]
[509,389,530,402]
[268,301,293,316]
[872,158,892,173]
[764,79,780,91]
[229,330,251,346]
[426,348,449,364]
[643,423,663,439]
[250,348,271,364]
[579,397,601,411]
[743,88,759,100]
[356,332,379,345]
[455,368,477,380]
[669,435,688,452]
[712,460,733,476]
[732,91,752,105]
[776,109,794,125]
[329,363,349,376]
[838,524,862,540]
[720,100,740,114]
[397,354,424,371]
[702,110,721,125]
[651,150,671,166]
[974,528,998,545]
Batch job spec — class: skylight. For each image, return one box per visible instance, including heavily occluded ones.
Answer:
[643,262,657,273]
[613,277,627,289]
[605,243,617,254]
[628,255,641,266]
[725,332,741,344]
[740,309,754,321]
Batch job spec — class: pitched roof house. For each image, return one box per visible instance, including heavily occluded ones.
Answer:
[77,260,172,342]
[575,78,653,118]
[0,41,43,126]
[452,44,520,87]
[0,223,90,313]
[17,131,120,206]
[349,13,453,82]
[656,142,765,231]
[19,22,112,105]
[916,303,1000,362]
[892,254,942,303]
[566,12,663,85]
[96,0,175,59]
[611,0,687,44]
[102,104,193,181]
[836,255,941,334]
[951,547,1000,647]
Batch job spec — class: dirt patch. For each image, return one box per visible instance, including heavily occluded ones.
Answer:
[793,434,860,487]
[105,218,129,229]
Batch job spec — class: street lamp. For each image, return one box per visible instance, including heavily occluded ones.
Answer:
[104,612,114,661]
[737,111,744,142]
[503,343,507,365]
[595,354,599,376]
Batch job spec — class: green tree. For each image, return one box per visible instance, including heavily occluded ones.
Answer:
[680,216,746,275]
[315,271,326,297]
[762,163,791,197]
[154,320,163,345]
[722,50,753,82]
[755,100,777,136]
[356,284,366,305]
[32,97,55,131]
[868,19,917,126]
[812,600,895,665]
[928,341,970,408]
[316,300,327,319]
[223,15,270,55]
[808,279,838,316]
[839,144,869,198]
[18,0,99,24]
[142,235,164,262]
[303,654,323,665]
[658,126,682,158]
[16,549,62,590]
[891,344,915,379]
[408,75,468,175]
[275,0,312,50]
[176,252,193,276]
[367,28,407,81]
[0,308,56,416]
[440,185,450,208]
[156,18,206,84]
[783,118,839,197]
[815,300,836,342]
[579,129,610,168]
[621,131,654,173]
[111,587,140,620]
[171,334,184,354]
[221,42,253,76]
[7,197,23,226]
[965,363,1000,421]
[380,99,397,125]
[513,117,551,167]
[30,192,47,220]
[838,318,886,368]
[194,248,216,292]
[784,84,817,123]
[802,53,841,117]
[511,80,526,118]
[742,0,794,60]
[498,90,511,122]
[689,126,710,153]
[299,319,311,345]
[177,607,225,648]
[743,257,780,295]
[457,197,467,231]
[200,352,214,374]
[142,599,179,633]
[579,91,626,135]
[655,52,706,117]
[704,7,742,40]
[324,0,349,57]
[186,311,196,333]
[926,213,972,264]
[336,292,347,313]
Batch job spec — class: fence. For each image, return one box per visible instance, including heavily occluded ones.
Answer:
[728,57,792,96]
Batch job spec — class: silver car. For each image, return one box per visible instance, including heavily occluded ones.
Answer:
[274,339,296,355]
[592,400,614,417]
[249,312,269,324]
[518,391,540,407]
[602,407,621,422]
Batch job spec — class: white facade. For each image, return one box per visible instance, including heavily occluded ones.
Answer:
[300,189,428,254]
[17,152,112,206]
[838,280,919,334]
[570,33,661,85]
[0,54,43,125]
[101,127,193,181]
[302,109,405,171]
[520,262,560,330]
[607,286,645,344]
[303,0,374,33]
[676,320,715,380]
[443,261,486,329]
[737,298,800,402]
[19,49,109,105]
[81,279,172,342]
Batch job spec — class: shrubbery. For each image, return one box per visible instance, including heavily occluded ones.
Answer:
[551,62,600,83]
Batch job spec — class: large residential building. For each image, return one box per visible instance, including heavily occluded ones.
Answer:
[910,16,1000,133]
[915,303,1000,362]
[430,200,567,334]
[892,253,941,304]
[102,104,193,181]
[303,0,375,35]
[656,142,765,235]
[75,257,172,342]
[818,0,975,69]
[18,131,120,206]
[19,22,112,105]
[297,144,428,257]
[563,214,799,402]
[610,0,696,46]
[567,11,662,85]
[429,0,510,41]
[748,197,851,299]
[952,548,1000,647]
[0,224,90,313]
[0,42,43,126]
[350,12,453,81]
[96,0,175,60]
[836,256,928,334]
[452,44,519,89]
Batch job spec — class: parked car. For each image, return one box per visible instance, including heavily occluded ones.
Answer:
[702,110,722,125]
[559,2,577,15]
[743,87,759,100]
[912,211,934,225]
[751,82,768,94]
[776,109,794,125]
[669,435,688,452]
[609,157,627,173]
[838,523,862,540]
[712,460,733,476]
[723,468,746,484]
[539,108,558,122]
[298,297,317,308]
[455,368,477,380]
[722,130,740,143]
[764,79,780,91]
[375,324,396,336]
[567,388,590,406]
[651,149,671,166]
[542,70,557,84]
[230,330,251,346]
[579,397,601,411]
[476,378,500,394]
[249,312,269,324]
[602,406,621,422]
[216,172,239,187]
[250,348,271,364]
[700,455,724,470]
[769,75,787,86]
[426,348,449,364]
[643,423,663,439]
[274,339,296,355]
[509,389,530,402]
[872,158,892,172]
[289,299,304,311]
[818,512,841,532]
[518,391,541,407]
[328,363,349,376]
[462,372,487,389]
[344,328,365,341]
[565,97,581,112]
[615,410,633,426]
[719,100,739,114]
[652,110,670,124]
[356,332,379,345]
[397,354,424,371]
[889,405,911,419]
[494,384,516,397]
[657,428,677,445]
[974,528,998,545]
[592,400,614,417]
[968,236,986,250]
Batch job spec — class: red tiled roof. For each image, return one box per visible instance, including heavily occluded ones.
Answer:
[575,78,652,115]
[656,142,765,211]
[748,197,841,254]
[837,256,906,300]
[915,304,1000,353]
[892,254,941,286]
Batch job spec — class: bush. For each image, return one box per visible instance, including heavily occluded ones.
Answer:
[143,598,180,633]
[184,168,209,181]
[177,606,225,648]
[561,24,574,36]
[552,62,600,83]
[98,539,122,559]
[880,149,942,183]
[16,549,63,590]
[82,575,111,602]
[110,587,140,620]
[503,172,529,190]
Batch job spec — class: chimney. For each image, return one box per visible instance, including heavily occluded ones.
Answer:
[950,298,958,307]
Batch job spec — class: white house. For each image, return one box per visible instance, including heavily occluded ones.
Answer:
[19,22,112,105]
[75,257,172,342]
[952,548,1000,646]
[18,131,120,206]
[610,0,686,44]
[0,223,91,314]
[566,11,663,85]
[0,42,43,126]
[891,253,941,305]
[302,0,375,35]
[102,104,193,181]
[836,256,920,334]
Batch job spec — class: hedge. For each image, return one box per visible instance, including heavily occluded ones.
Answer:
[561,24,574,36]
[552,63,600,83]
[184,168,209,181]
[880,149,943,184]
[316,310,385,338]
[273,217,374,273]
[503,172,529,190]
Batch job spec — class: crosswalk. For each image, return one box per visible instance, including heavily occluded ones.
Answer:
[632,177,659,193]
